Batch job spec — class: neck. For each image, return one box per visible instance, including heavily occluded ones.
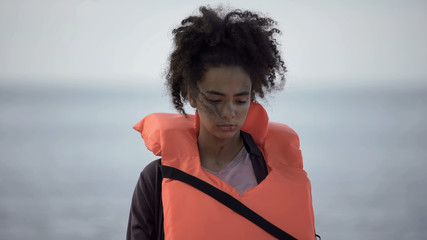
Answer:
[197,131,243,172]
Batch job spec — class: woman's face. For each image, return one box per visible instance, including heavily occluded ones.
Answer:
[190,66,252,142]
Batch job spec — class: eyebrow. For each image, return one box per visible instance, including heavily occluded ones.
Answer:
[205,90,250,97]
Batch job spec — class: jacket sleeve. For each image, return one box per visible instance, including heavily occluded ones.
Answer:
[127,159,164,240]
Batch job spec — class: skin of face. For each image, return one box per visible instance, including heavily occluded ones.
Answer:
[190,65,252,145]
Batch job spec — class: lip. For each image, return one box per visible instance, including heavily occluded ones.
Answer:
[217,124,237,132]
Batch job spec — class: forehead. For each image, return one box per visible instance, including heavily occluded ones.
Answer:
[199,66,251,92]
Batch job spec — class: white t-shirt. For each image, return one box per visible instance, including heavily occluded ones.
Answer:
[203,147,258,194]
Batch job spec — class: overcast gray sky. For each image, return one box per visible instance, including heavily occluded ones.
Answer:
[1,0,426,89]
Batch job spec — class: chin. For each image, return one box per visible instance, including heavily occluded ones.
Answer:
[213,129,240,140]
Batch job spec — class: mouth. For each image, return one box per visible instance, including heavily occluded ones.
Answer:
[217,124,237,132]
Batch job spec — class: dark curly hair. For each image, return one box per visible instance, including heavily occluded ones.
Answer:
[166,6,286,115]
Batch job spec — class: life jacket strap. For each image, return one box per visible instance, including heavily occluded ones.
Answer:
[160,165,297,240]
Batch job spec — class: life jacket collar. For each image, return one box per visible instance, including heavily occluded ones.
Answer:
[133,102,269,157]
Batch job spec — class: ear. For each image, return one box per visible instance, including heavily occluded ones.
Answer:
[187,86,198,108]
[189,96,197,108]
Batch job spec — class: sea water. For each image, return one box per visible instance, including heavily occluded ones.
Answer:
[1,84,426,240]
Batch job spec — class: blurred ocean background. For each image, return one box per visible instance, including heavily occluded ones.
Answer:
[1,0,427,239]
[1,83,426,239]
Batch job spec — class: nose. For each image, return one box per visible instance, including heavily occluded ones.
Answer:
[221,102,235,120]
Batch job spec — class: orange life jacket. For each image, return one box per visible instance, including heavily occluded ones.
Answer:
[134,102,315,240]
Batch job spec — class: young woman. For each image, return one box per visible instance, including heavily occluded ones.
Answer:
[127,6,318,240]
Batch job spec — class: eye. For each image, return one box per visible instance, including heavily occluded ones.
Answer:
[235,98,248,104]
[207,99,221,104]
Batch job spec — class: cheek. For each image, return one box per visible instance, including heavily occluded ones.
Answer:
[197,98,222,117]
[198,111,218,131]
[238,106,250,120]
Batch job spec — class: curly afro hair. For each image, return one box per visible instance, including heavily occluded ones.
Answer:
[166,6,287,115]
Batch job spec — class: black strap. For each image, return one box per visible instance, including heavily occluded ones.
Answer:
[160,165,297,240]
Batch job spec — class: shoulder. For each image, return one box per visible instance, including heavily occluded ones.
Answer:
[267,122,301,149]
[128,159,164,240]
[132,159,163,213]
[141,159,162,177]
[260,123,304,168]
[138,159,162,191]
